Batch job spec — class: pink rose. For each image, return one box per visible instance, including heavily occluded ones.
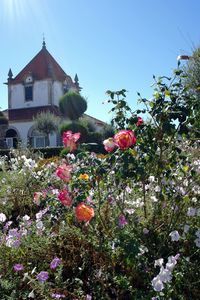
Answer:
[114,130,136,150]
[55,164,72,182]
[136,116,143,126]
[62,131,81,152]
[58,190,72,206]
[103,137,116,152]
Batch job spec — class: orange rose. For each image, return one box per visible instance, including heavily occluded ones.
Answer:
[75,203,94,222]
[114,130,136,150]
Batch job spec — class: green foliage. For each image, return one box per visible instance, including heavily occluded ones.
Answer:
[59,91,87,121]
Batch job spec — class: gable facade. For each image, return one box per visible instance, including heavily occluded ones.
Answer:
[5,42,80,148]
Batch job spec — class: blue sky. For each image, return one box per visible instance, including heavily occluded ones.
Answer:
[0,0,200,122]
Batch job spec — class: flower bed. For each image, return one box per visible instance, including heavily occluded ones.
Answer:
[0,69,200,299]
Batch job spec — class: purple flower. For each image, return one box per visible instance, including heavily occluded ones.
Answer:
[50,257,61,270]
[118,214,128,228]
[37,271,49,282]
[13,264,24,272]
[51,293,65,299]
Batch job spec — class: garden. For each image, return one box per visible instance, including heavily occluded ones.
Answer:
[0,63,200,299]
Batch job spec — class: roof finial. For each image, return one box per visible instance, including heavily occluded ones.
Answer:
[42,34,46,49]
[8,68,13,80]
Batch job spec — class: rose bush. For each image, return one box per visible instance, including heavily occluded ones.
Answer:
[0,65,199,299]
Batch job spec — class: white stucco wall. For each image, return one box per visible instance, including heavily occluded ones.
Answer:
[8,121,58,147]
[52,81,63,106]
[10,80,50,109]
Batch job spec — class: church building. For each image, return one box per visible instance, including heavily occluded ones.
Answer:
[4,41,104,148]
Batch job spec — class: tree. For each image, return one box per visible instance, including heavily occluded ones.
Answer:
[59,91,87,121]
[33,111,60,146]
[0,111,8,149]
[183,47,200,137]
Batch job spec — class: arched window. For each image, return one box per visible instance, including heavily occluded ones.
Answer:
[28,128,47,148]
[5,128,19,148]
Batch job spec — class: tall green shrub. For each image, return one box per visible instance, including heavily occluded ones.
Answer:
[59,91,87,121]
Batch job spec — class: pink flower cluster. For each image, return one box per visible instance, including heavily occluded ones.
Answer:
[55,164,72,182]
[62,130,81,152]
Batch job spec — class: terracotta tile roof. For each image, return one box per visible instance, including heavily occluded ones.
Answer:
[11,46,75,85]
[8,106,61,121]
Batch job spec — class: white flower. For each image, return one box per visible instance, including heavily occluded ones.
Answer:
[151,276,164,292]
[151,196,158,203]
[149,176,155,182]
[166,255,179,271]
[155,186,161,193]
[22,215,30,221]
[194,238,200,248]
[187,207,196,217]
[154,258,164,268]
[0,213,6,223]
[159,267,172,283]
[36,221,44,230]
[169,230,180,242]
[183,224,190,233]
[143,228,149,234]
[195,229,200,238]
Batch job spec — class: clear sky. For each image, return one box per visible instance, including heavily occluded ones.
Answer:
[0,0,200,122]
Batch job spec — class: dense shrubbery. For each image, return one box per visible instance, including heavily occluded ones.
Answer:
[0,65,200,299]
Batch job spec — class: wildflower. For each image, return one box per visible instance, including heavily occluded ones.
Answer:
[114,129,136,150]
[50,257,61,270]
[75,203,94,222]
[151,276,164,292]
[56,164,72,182]
[159,266,172,283]
[22,215,30,222]
[13,264,24,272]
[183,224,190,233]
[118,214,128,228]
[51,293,65,299]
[0,213,6,223]
[154,258,164,268]
[136,116,144,126]
[6,228,22,248]
[143,228,149,234]
[58,190,72,207]
[37,271,49,282]
[187,207,196,217]
[79,173,89,180]
[103,137,116,152]
[194,238,200,248]
[62,130,80,152]
[169,230,180,242]
[195,229,200,238]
